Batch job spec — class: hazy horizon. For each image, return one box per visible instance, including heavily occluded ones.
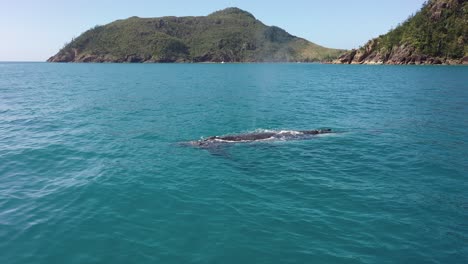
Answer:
[0,0,426,61]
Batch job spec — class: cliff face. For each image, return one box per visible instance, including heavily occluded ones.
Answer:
[48,8,344,63]
[334,0,468,65]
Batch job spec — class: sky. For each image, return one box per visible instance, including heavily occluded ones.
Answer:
[0,0,427,61]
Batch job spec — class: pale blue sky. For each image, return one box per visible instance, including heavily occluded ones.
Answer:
[0,0,426,61]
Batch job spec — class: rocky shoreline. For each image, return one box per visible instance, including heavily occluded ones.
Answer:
[333,40,468,65]
[47,49,190,63]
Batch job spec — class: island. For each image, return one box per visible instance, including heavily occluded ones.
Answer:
[48,8,344,63]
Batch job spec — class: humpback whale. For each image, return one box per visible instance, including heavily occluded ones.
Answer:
[184,129,333,148]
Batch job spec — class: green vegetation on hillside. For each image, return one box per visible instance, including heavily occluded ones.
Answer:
[49,8,343,63]
[369,0,467,59]
[334,0,467,64]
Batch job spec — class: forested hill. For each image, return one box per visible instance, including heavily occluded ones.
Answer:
[48,8,344,63]
[334,0,468,65]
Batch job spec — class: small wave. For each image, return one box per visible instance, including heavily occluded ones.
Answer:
[315,133,339,137]
[253,128,276,133]
[250,128,306,135]
[212,137,276,143]
[278,130,303,135]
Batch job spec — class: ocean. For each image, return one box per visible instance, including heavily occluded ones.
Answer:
[1,63,467,263]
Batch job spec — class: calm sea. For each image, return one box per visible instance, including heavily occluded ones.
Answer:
[0,63,467,264]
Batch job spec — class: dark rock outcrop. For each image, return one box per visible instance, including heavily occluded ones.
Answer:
[462,56,468,64]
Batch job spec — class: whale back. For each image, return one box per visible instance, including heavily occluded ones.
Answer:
[183,129,333,149]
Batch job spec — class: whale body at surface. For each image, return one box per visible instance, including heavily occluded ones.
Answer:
[184,129,333,148]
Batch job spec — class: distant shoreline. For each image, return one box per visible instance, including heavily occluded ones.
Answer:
[1,61,466,66]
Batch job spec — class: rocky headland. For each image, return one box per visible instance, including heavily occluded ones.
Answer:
[334,0,467,65]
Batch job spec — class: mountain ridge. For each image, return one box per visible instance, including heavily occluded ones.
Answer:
[48,8,344,63]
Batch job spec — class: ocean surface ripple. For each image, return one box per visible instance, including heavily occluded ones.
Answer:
[0,63,467,264]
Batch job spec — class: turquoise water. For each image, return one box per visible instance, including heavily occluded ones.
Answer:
[0,63,467,263]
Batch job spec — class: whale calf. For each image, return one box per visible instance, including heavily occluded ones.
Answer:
[184,129,333,148]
